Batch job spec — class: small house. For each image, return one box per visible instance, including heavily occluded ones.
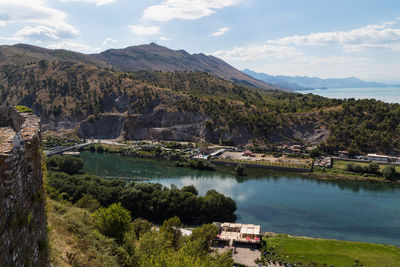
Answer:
[242,150,253,157]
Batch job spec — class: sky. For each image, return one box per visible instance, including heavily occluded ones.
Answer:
[0,0,400,82]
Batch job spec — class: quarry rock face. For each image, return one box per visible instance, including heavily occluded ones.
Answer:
[0,107,48,267]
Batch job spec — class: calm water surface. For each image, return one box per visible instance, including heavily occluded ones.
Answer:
[82,152,400,246]
[296,87,400,103]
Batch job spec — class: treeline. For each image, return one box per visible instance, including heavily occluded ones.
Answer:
[346,163,399,180]
[46,156,236,223]
[176,160,216,171]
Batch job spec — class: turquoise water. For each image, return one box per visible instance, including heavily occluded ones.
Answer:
[296,87,400,103]
[82,152,400,246]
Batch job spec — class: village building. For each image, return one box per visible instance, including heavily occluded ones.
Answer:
[367,153,389,162]
[242,150,254,157]
[215,222,261,245]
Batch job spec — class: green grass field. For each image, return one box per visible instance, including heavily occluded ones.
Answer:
[333,159,400,173]
[262,234,400,267]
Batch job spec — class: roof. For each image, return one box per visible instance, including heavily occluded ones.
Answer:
[221,222,261,235]
[367,154,389,158]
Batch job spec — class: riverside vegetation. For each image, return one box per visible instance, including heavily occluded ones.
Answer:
[46,156,236,223]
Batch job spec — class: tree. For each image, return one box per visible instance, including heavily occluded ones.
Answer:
[46,155,83,175]
[132,218,153,240]
[368,162,379,174]
[181,185,199,195]
[310,148,320,158]
[60,156,83,175]
[160,216,182,249]
[92,203,131,242]
[190,224,218,252]
[383,165,397,180]
[96,145,105,153]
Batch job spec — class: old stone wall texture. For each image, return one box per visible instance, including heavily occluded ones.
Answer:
[0,107,48,267]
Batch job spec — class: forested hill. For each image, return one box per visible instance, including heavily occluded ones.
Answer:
[1,45,400,154]
[0,43,276,90]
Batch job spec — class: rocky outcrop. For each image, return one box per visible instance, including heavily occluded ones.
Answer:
[268,122,330,144]
[0,107,48,267]
[78,114,126,139]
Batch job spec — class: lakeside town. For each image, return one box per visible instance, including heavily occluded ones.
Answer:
[45,135,400,182]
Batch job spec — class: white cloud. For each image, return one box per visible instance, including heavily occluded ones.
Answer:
[129,25,160,36]
[210,27,229,37]
[102,38,117,46]
[159,36,171,41]
[60,0,116,6]
[0,0,69,27]
[15,25,80,41]
[0,0,80,42]
[213,43,303,61]
[291,56,370,66]
[46,42,101,53]
[269,17,400,52]
[143,0,240,22]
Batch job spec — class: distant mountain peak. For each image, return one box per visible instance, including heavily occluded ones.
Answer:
[243,69,388,91]
[93,44,277,90]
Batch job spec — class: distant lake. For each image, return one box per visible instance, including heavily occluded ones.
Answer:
[296,87,400,103]
[81,152,400,247]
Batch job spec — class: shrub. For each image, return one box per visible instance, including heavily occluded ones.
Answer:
[46,156,83,175]
[92,203,132,242]
[383,165,397,180]
[15,105,33,114]
[75,194,101,212]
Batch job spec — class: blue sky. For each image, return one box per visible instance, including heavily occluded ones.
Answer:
[1,0,400,82]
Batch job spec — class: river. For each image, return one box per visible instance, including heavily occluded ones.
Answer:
[296,87,400,103]
[81,152,400,246]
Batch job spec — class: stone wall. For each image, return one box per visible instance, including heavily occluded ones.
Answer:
[0,107,48,267]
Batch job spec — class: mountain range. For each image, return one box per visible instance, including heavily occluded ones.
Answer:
[0,43,276,90]
[243,69,389,91]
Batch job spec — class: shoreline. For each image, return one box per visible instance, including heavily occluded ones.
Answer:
[304,171,400,184]
[81,149,400,185]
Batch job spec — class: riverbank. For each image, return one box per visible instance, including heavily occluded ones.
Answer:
[81,143,400,184]
[262,233,400,267]
[306,170,400,184]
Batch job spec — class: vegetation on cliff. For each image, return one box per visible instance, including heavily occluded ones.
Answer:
[47,199,233,267]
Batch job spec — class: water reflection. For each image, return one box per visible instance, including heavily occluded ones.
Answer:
[82,152,400,246]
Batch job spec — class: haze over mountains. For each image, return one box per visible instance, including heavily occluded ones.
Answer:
[0,43,276,91]
[243,69,389,91]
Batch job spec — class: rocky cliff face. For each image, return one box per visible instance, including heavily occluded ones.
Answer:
[0,107,48,267]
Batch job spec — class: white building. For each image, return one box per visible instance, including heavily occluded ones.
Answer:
[367,154,389,162]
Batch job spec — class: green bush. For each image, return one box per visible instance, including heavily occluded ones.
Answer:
[383,165,397,180]
[46,156,83,175]
[93,203,132,242]
[15,105,33,114]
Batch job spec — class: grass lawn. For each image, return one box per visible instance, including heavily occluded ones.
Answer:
[333,159,400,173]
[262,234,400,267]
